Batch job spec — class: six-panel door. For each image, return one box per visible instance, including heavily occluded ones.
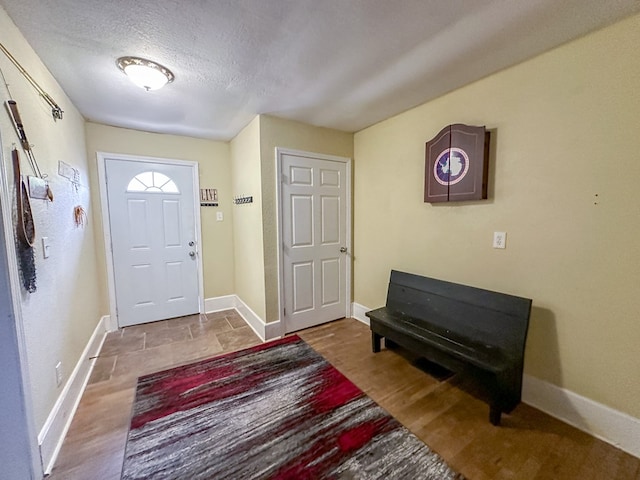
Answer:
[281,153,348,332]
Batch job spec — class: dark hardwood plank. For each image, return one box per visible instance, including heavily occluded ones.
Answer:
[299,319,639,480]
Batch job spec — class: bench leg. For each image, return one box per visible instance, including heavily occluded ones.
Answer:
[489,405,502,426]
[372,332,382,353]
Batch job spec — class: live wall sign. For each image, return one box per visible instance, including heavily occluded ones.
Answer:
[424,124,490,203]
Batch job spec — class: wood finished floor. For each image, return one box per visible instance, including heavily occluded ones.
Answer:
[48,314,639,480]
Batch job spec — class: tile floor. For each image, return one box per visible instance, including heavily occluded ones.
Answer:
[89,309,262,385]
[49,309,262,479]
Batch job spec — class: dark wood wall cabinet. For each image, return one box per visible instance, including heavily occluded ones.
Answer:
[424,123,490,203]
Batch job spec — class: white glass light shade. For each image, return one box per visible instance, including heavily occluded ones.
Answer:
[123,64,168,90]
[117,57,175,91]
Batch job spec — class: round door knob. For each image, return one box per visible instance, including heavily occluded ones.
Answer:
[189,251,196,257]
[340,247,347,253]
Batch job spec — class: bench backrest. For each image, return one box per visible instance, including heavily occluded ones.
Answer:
[386,270,531,359]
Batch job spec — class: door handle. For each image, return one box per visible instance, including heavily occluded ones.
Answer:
[340,247,347,253]
[189,251,196,257]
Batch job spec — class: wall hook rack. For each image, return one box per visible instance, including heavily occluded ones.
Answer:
[233,195,253,205]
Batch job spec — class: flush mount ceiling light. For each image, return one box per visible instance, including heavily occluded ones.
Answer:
[117,56,175,91]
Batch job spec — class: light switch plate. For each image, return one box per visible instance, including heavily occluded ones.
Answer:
[42,237,50,258]
[216,212,223,221]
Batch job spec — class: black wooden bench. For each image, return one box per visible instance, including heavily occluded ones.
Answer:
[366,270,531,425]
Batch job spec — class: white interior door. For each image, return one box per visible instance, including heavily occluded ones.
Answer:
[280,151,350,333]
[105,157,201,327]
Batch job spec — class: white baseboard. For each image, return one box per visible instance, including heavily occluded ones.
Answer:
[353,301,640,459]
[351,302,370,325]
[104,314,116,332]
[205,295,281,342]
[232,296,270,341]
[264,320,283,341]
[204,295,237,313]
[522,374,640,458]
[38,316,109,474]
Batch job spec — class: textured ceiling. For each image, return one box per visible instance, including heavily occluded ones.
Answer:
[1,0,639,141]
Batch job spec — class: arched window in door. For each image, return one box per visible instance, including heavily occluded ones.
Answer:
[126,171,179,193]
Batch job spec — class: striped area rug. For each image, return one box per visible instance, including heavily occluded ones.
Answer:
[121,335,464,479]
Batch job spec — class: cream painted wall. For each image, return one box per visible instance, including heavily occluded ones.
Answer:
[354,14,640,419]
[259,115,353,322]
[0,8,103,431]
[84,123,234,302]
[229,117,266,320]
[228,115,353,323]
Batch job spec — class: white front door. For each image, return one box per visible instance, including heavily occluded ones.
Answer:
[279,150,351,333]
[104,157,201,327]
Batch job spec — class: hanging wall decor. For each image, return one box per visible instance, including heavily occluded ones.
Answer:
[424,124,490,203]
[200,188,218,207]
[73,206,87,227]
[5,99,54,201]
[58,160,81,192]
[13,149,37,293]
[0,41,63,120]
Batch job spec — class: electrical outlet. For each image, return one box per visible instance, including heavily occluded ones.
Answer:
[216,211,223,221]
[493,232,507,249]
[55,362,63,387]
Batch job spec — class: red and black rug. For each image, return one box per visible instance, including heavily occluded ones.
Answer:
[121,335,464,479]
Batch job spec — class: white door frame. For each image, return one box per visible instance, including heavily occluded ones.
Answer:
[276,147,352,335]
[97,152,205,328]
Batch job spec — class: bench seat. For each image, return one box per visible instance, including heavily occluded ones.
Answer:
[368,307,511,373]
[367,270,532,425]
